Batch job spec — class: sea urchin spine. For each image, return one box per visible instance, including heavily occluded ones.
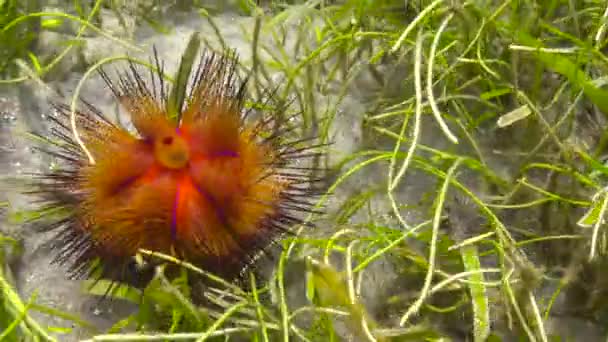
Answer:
[28,48,326,287]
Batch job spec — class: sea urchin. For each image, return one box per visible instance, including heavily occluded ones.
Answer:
[28,47,326,288]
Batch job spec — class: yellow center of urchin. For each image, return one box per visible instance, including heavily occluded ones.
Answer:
[154,133,190,169]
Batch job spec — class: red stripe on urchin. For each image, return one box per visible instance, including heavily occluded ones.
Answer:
[171,173,182,241]
[171,169,229,246]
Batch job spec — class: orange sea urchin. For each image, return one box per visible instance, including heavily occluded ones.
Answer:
[29,48,326,287]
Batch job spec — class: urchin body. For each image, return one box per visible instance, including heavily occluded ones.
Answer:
[30,49,322,286]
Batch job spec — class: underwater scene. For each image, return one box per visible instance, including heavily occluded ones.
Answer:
[2,0,608,341]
